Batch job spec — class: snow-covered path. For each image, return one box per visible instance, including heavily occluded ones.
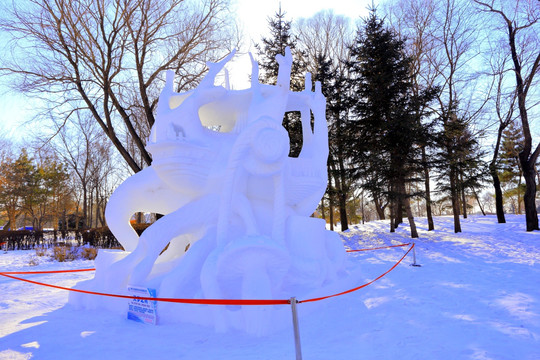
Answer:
[1,215,539,359]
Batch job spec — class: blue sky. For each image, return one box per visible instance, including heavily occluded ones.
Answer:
[0,0,373,142]
[229,0,371,88]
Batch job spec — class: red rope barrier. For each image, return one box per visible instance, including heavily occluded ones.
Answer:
[299,243,414,304]
[0,243,415,306]
[346,243,410,252]
[0,272,290,305]
[0,268,96,275]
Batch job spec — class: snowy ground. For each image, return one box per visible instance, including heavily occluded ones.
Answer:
[1,215,539,360]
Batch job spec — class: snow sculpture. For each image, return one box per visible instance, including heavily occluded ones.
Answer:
[69,48,346,336]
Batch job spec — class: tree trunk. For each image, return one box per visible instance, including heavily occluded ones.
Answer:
[394,197,403,229]
[461,188,467,219]
[88,189,94,229]
[8,212,16,231]
[373,193,385,220]
[517,175,523,214]
[338,157,349,231]
[327,167,335,231]
[338,192,348,231]
[508,15,540,231]
[422,147,434,230]
[320,199,326,221]
[332,163,349,231]
[393,173,404,229]
[460,172,467,219]
[521,161,539,231]
[405,197,418,238]
[389,199,396,233]
[450,169,462,233]
[82,187,88,229]
[329,196,335,231]
[52,203,59,231]
[75,203,80,231]
[361,190,365,224]
[472,187,486,216]
[398,180,418,238]
[489,118,507,222]
[97,197,105,227]
[489,164,506,223]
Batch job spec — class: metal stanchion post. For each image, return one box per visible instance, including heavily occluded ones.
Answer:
[410,242,421,267]
[290,297,303,360]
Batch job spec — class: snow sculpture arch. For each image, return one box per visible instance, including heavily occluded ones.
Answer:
[70,48,346,336]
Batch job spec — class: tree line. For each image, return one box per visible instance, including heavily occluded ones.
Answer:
[0,0,538,235]
[256,0,538,235]
[0,127,116,230]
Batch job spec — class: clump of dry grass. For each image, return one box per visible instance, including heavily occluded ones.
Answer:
[52,246,79,262]
[35,247,47,257]
[52,246,68,262]
[81,247,97,260]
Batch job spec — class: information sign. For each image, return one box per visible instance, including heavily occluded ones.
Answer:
[127,285,157,325]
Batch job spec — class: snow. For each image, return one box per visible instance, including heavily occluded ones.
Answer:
[1,214,539,360]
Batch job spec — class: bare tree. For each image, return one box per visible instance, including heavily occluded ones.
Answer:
[474,0,540,231]
[295,10,352,73]
[0,0,238,173]
[295,10,355,230]
[384,0,439,231]
[87,138,117,228]
[486,48,518,224]
[0,132,14,169]
[51,112,117,229]
[427,0,486,233]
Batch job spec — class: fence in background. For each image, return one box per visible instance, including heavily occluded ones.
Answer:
[0,225,150,250]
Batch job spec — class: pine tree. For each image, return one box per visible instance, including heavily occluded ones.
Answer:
[0,150,34,230]
[346,9,436,238]
[499,121,525,214]
[312,53,351,230]
[434,105,487,231]
[255,6,307,157]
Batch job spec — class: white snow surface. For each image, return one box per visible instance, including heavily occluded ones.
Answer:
[1,214,539,359]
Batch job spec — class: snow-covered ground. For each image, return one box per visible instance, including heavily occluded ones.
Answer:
[1,215,539,360]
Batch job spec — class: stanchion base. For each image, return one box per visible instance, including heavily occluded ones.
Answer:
[410,264,422,267]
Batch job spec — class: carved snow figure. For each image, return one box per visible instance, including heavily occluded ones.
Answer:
[69,48,346,336]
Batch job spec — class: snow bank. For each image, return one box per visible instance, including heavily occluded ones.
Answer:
[1,215,539,359]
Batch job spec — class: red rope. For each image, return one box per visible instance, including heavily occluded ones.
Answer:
[0,272,290,305]
[0,243,415,305]
[346,243,410,252]
[1,268,96,275]
[299,243,414,303]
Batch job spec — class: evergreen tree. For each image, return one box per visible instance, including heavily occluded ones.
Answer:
[346,9,436,237]
[456,133,489,218]
[499,121,525,214]
[434,105,487,231]
[312,53,351,230]
[0,150,72,230]
[0,150,34,230]
[255,6,307,157]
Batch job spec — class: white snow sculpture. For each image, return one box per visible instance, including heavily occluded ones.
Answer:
[69,48,346,336]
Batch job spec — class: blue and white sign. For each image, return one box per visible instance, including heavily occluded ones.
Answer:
[127,285,157,325]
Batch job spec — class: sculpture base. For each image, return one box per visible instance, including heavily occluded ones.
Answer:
[69,217,347,336]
